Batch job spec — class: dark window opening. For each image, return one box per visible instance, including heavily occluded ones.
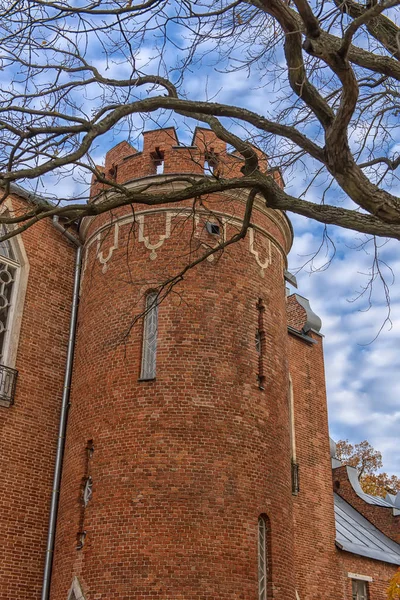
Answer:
[204,149,218,175]
[151,148,165,174]
[108,164,118,181]
[206,222,220,235]
[291,460,300,495]
[256,299,266,390]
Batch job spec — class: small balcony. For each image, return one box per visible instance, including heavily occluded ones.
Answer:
[0,364,18,406]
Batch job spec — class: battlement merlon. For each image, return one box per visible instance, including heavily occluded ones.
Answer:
[90,127,284,198]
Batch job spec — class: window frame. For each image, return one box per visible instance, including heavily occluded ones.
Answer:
[0,209,29,373]
[352,579,369,600]
[258,515,268,600]
[0,251,21,366]
[139,291,159,381]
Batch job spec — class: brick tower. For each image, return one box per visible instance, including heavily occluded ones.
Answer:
[50,127,296,599]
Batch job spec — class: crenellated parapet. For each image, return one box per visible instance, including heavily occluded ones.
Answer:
[90,126,283,199]
[82,128,292,284]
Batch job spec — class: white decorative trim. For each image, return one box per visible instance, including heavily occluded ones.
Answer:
[96,221,119,273]
[79,174,293,252]
[348,573,373,582]
[67,576,86,600]
[296,591,301,600]
[82,207,284,277]
[137,212,173,260]
[249,227,272,277]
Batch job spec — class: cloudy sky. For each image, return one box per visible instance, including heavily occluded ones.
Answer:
[289,215,400,475]
[10,5,399,476]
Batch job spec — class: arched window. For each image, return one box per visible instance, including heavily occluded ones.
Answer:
[140,291,158,380]
[0,223,20,366]
[0,219,25,406]
[258,515,268,600]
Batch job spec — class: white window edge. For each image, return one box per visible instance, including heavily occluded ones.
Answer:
[0,199,30,369]
[348,572,373,582]
[67,576,86,600]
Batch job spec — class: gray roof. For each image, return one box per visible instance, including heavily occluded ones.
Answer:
[335,493,400,565]
[344,465,395,508]
[385,493,400,516]
[8,183,53,207]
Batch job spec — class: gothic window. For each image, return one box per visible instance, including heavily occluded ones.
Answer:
[140,291,158,380]
[67,576,86,599]
[0,223,20,366]
[352,580,368,600]
[258,516,268,600]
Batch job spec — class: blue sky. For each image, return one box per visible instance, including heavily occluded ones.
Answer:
[289,216,400,474]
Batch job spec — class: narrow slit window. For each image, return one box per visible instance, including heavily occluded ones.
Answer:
[288,375,299,494]
[140,292,158,380]
[256,299,266,389]
[151,148,164,175]
[204,150,218,175]
[204,160,214,175]
[255,329,261,354]
[258,516,268,600]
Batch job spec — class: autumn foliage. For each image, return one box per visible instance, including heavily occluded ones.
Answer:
[387,568,400,600]
[336,440,400,498]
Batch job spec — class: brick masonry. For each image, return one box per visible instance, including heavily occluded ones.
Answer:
[0,128,398,600]
[333,465,400,543]
[0,195,75,599]
[51,130,298,600]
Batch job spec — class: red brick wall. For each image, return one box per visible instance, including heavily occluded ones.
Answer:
[286,295,307,331]
[50,131,299,599]
[333,466,400,543]
[0,196,76,600]
[338,550,398,599]
[287,305,343,599]
[90,126,277,201]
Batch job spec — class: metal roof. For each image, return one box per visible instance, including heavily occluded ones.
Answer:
[335,493,400,565]
[340,465,394,508]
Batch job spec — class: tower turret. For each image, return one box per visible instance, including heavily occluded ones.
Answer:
[51,127,295,600]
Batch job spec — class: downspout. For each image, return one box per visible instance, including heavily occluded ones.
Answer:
[41,216,82,600]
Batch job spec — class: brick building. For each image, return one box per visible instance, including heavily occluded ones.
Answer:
[0,127,399,600]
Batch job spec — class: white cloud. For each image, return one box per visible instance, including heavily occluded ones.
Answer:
[289,222,400,476]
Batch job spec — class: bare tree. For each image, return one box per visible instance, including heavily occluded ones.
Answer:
[0,0,400,245]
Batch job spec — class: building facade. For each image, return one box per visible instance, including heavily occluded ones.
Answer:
[0,127,399,600]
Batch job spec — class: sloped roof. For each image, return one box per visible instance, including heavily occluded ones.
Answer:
[8,182,52,207]
[335,493,400,565]
[345,465,394,507]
